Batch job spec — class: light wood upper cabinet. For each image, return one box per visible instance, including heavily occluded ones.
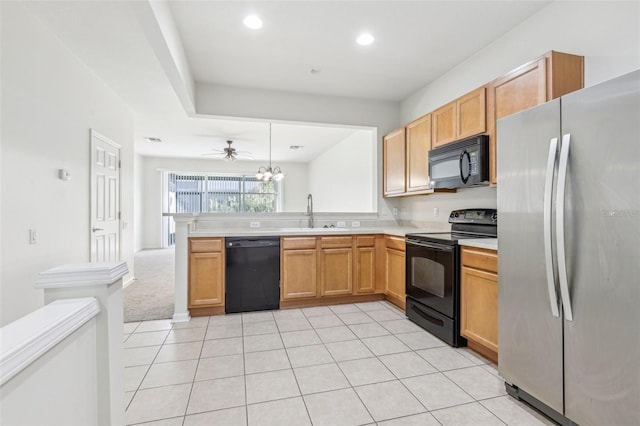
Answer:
[457,87,487,139]
[384,236,406,310]
[405,114,432,193]
[460,246,498,363]
[432,101,457,147]
[433,86,487,148]
[488,51,584,185]
[188,238,224,308]
[383,127,406,197]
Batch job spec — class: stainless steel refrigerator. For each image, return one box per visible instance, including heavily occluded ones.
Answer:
[497,69,640,426]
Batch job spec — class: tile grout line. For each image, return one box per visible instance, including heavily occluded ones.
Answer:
[178,317,209,424]
[241,313,249,426]
[273,310,314,425]
[124,322,173,412]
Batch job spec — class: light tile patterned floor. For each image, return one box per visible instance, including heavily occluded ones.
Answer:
[123,301,555,426]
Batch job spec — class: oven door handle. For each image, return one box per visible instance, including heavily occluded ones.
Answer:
[406,239,455,252]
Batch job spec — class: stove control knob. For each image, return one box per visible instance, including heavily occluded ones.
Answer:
[491,212,498,222]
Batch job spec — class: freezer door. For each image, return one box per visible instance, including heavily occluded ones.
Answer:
[560,70,640,425]
[497,99,564,414]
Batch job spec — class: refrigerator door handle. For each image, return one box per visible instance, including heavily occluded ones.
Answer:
[557,133,574,321]
[544,137,560,318]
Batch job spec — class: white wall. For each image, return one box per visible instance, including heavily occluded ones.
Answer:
[137,156,309,249]
[134,154,144,252]
[309,130,376,212]
[0,2,135,325]
[398,1,640,224]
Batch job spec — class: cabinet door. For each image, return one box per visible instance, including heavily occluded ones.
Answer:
[490,57,546,185]
[457,86,486,139]
[354,247,375,294]
[320,248,353,296]
[282,249,317,299]
[189,252,224,307]
[385,247,406,307]
[460,266,498,353]
[405,114,432,193]
[432,100,456,148]
[383,128,406,196]
[493,58,547,121]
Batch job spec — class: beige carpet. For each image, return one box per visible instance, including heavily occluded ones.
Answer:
[124,247,175,323]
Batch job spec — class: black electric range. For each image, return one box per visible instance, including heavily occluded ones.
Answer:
[405,209,497,346]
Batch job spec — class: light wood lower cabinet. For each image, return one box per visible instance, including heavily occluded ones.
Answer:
[282,237,317,300]
[281,235,387,306]
[460,246,498,363]
[282,249,317,299]
[354,235,377,294]
[384,236,406,310]
[320,248,353,296]
[188,238,225,312]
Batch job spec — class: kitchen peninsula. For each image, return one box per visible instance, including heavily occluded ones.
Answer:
[168,212,497,323]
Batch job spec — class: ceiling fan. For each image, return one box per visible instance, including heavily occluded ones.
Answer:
[201,140,254,161]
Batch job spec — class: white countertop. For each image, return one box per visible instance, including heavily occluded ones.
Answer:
[188,226,427,238]
[459,238,498,251]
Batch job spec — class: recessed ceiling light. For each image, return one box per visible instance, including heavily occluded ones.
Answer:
[356,32,375,46]
[145,137,162,143]
[243,15,263,30]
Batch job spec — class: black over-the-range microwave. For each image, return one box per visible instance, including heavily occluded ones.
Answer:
[428,135,490,189]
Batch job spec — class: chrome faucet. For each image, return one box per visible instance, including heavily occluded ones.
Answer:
[307,193,314,228]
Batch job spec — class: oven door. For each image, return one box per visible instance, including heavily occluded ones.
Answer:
[405,238,457,318]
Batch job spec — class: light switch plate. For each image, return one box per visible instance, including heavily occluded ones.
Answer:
[351,221,361,228]
[337,221,346,228]
[250,221,260,228]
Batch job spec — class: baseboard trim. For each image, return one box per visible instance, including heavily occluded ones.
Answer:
[280,293,385,309]
[384,293,406,310]
[122,277,136,289]
[171,312,191,323]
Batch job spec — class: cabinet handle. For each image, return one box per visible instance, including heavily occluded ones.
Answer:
[92,227,104,232]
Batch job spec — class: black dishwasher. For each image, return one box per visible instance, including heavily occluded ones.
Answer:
[225,236,281,314]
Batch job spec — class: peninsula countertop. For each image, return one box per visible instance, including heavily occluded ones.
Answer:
[188,226,437,238]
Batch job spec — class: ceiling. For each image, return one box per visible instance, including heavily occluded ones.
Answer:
[23,1,552,162]
[169,1,550,102]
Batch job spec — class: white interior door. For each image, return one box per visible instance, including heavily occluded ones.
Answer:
[90,129,121,262]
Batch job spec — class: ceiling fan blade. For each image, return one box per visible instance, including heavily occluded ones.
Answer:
[235,153,255,159]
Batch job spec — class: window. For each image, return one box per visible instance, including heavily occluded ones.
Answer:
[167,172,281,213]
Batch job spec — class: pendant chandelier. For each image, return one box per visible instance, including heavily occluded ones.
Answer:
[255,123,285,182]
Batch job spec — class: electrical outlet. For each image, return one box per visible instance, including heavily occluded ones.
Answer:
[250,221,260,228]
[351,221,361,228]
[29,229,37,244]
[392,207,398,216]
[433,207,439,217]
[337,221,346,228]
